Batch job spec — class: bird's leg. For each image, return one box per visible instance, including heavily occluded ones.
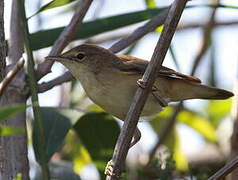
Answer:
[104,127,141,176]
[137,80,168,107]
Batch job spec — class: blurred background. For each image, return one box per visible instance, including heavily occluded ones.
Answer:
[3,0,238,179]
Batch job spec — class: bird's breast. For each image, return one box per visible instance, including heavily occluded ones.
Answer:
[77,71,163,119]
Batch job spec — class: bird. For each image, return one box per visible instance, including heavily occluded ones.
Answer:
[45,44,234,148]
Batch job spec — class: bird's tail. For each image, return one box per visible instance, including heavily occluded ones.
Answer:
[158,78,234,101]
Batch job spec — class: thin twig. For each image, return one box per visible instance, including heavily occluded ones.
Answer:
[190,4,218,76]
[38,71,73,93]
[19,0,50,179]
[106,0,189,179]
[36,0,93,80]
[109,7,169,53]
[208,156,238,180]
[0,58,25,97]
[178,20,238,31]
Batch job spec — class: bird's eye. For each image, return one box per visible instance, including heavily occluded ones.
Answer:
[76,53,85,60]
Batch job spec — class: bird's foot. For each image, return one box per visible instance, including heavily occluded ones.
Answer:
[137,79,147,89]
[104,160,117,177]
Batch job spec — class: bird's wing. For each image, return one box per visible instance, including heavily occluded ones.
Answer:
[116,55,201,83]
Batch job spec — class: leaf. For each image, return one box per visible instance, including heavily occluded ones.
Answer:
[0,104,27,123]
[73,144,91,173]
[29,0,76,19]
[177,110,217,143]
[206,99,232,128]
[0,125,24,136]
[33,107,84,162]
[34,161,81,180]
[144,0,156,8]
[150,106,217,143]
[30,7,168,50]
[173,129,188,171]
[73,112,120,177]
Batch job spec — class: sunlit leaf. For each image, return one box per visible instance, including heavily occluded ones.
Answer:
[33,107,84,162]
[145,0,156,8]
[73,145,91,173]
[30,7,168,50]
[150,106,217,142]
[73,112,120,178]
[0,125,24,136]
[29,0,76,19]
[86,104,105,112]
[0,104,27,123]
[13,173,23,180]
[206,99,232,128]
[177,110,217,142]
[173,129,188,171]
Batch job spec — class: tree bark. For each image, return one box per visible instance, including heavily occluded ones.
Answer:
[0,0,29,179]
[0,0,6,81]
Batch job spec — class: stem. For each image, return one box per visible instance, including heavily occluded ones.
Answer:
[18,0,50,179]
[106,0,189,179]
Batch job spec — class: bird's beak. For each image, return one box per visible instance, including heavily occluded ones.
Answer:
[45,56,65,62]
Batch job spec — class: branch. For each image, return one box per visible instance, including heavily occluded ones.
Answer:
[0,58,25,97]
[106,0,189,179]
[190,5,218,76]
[38,71,73,93]
[36,0,93,80]
[177,20,238,31]
[109,7,169,53]
[208,156,238,180]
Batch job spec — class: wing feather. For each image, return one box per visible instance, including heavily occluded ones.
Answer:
[116,55,201,83]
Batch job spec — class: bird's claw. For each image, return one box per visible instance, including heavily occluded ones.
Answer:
[137,79,147,89]
[104,160,117,177]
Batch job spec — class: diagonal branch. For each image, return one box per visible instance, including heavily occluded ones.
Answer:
[106,0,189,179]
[208,156,238,180]
[38,71,73,93]
[0,58,25,97]
[109,8,169,53]
[190,4,218,76]
[36,0,93,80]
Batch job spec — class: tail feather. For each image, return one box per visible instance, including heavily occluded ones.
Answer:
[195,85,234,100]
[156,78,234,101]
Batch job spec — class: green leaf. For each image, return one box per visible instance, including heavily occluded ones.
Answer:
[177,110,217,143]
[173,129,188,171]
[206,99,232,128]
[144,0,157,8]
[34,161,81,180]
[30,7,168,50]
[150,106,217,142]
[29,0,76,19]
[0,125,24,136]
[0,104,27,123]
[33,107,84,162]
[73,112,120,178]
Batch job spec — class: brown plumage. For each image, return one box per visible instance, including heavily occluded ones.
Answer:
[46,44,234,148]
